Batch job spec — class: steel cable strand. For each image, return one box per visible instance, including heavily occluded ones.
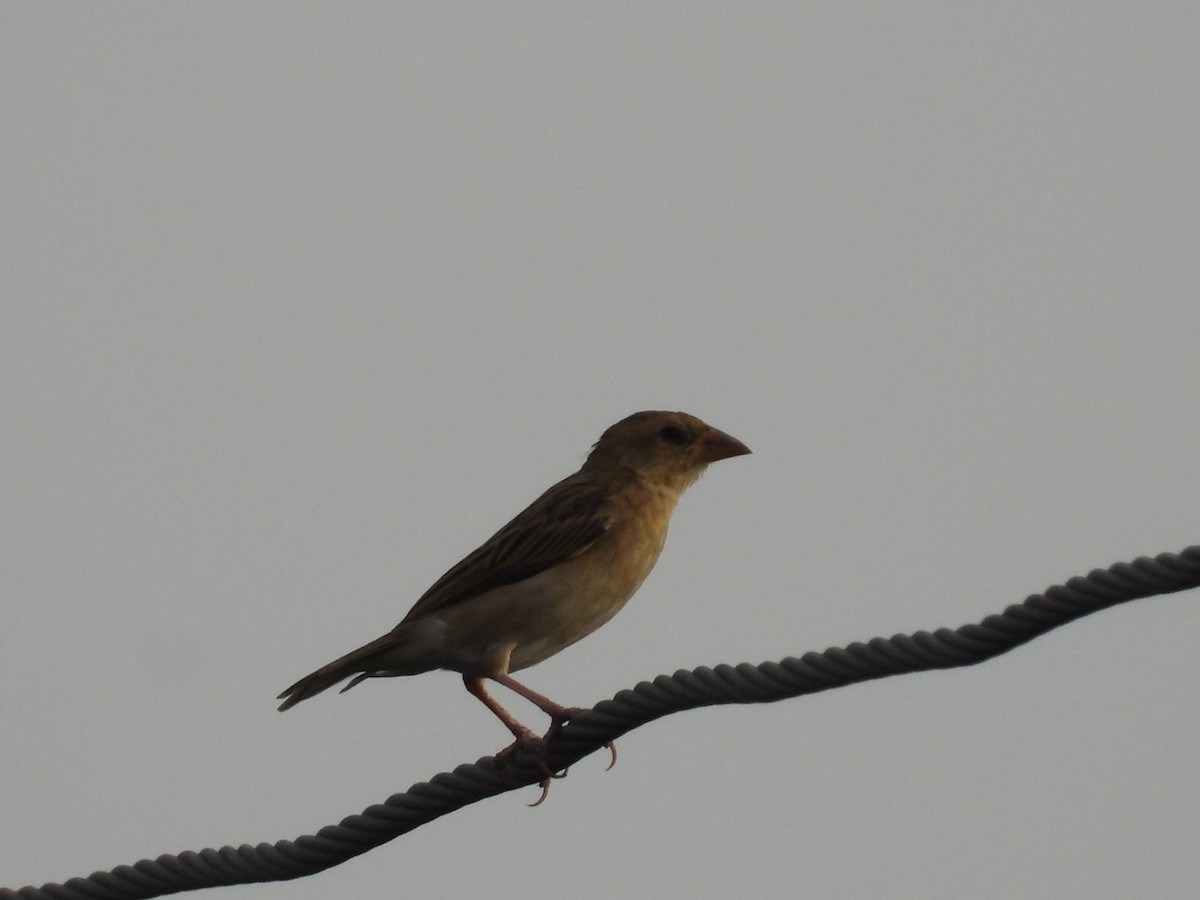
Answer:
[3,546,1197,900]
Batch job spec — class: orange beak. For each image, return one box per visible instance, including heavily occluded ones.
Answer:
[697,427,751,463]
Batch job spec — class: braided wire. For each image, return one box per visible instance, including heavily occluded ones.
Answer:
[4,546,1197,900]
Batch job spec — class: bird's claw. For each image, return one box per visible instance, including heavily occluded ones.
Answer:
[525,755,573,806]
[602,740,617,771]
[546,707,619,773]
[491,730,561,806]
[528,773,552,807]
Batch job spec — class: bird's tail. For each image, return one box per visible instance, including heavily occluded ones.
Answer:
[276,665,352,711]
[276,625,417,711]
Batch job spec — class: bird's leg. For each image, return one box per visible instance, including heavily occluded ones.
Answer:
[490,673,618,771]
[464,674,541,746]
[463,675,555,805]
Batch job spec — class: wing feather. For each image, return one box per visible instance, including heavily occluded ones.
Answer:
[400,472,611,622]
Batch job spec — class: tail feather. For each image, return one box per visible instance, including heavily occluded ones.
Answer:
[276,625,414,711]
[276,667,352,711]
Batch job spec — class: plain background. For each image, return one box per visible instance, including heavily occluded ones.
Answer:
[4,4,1199,898]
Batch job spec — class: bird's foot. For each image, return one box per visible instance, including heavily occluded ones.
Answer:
[493,728,565,807]
[484,676,617,775]
[491,708,616,806]
[545,707,618,772]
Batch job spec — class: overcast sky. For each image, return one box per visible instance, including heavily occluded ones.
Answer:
[4,4,1199,899]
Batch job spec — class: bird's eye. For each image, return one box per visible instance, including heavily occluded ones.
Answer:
[658,424,689,446]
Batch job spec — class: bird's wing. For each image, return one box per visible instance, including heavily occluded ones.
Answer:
[400,472,613,622]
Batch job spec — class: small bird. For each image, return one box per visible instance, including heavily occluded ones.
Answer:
[278,411,749,797]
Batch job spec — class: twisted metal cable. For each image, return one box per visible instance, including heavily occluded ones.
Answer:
[4,545,1198,900]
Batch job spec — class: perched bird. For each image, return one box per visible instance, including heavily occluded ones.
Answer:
[278,410,749,796]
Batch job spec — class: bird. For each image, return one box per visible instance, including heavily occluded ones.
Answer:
[277,410,750,799]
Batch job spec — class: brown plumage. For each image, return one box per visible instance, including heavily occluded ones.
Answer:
[277,411,749,796]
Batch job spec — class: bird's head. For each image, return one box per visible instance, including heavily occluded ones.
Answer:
[582,411,751,493]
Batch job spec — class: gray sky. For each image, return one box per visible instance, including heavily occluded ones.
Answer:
[4,4,1199,898]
